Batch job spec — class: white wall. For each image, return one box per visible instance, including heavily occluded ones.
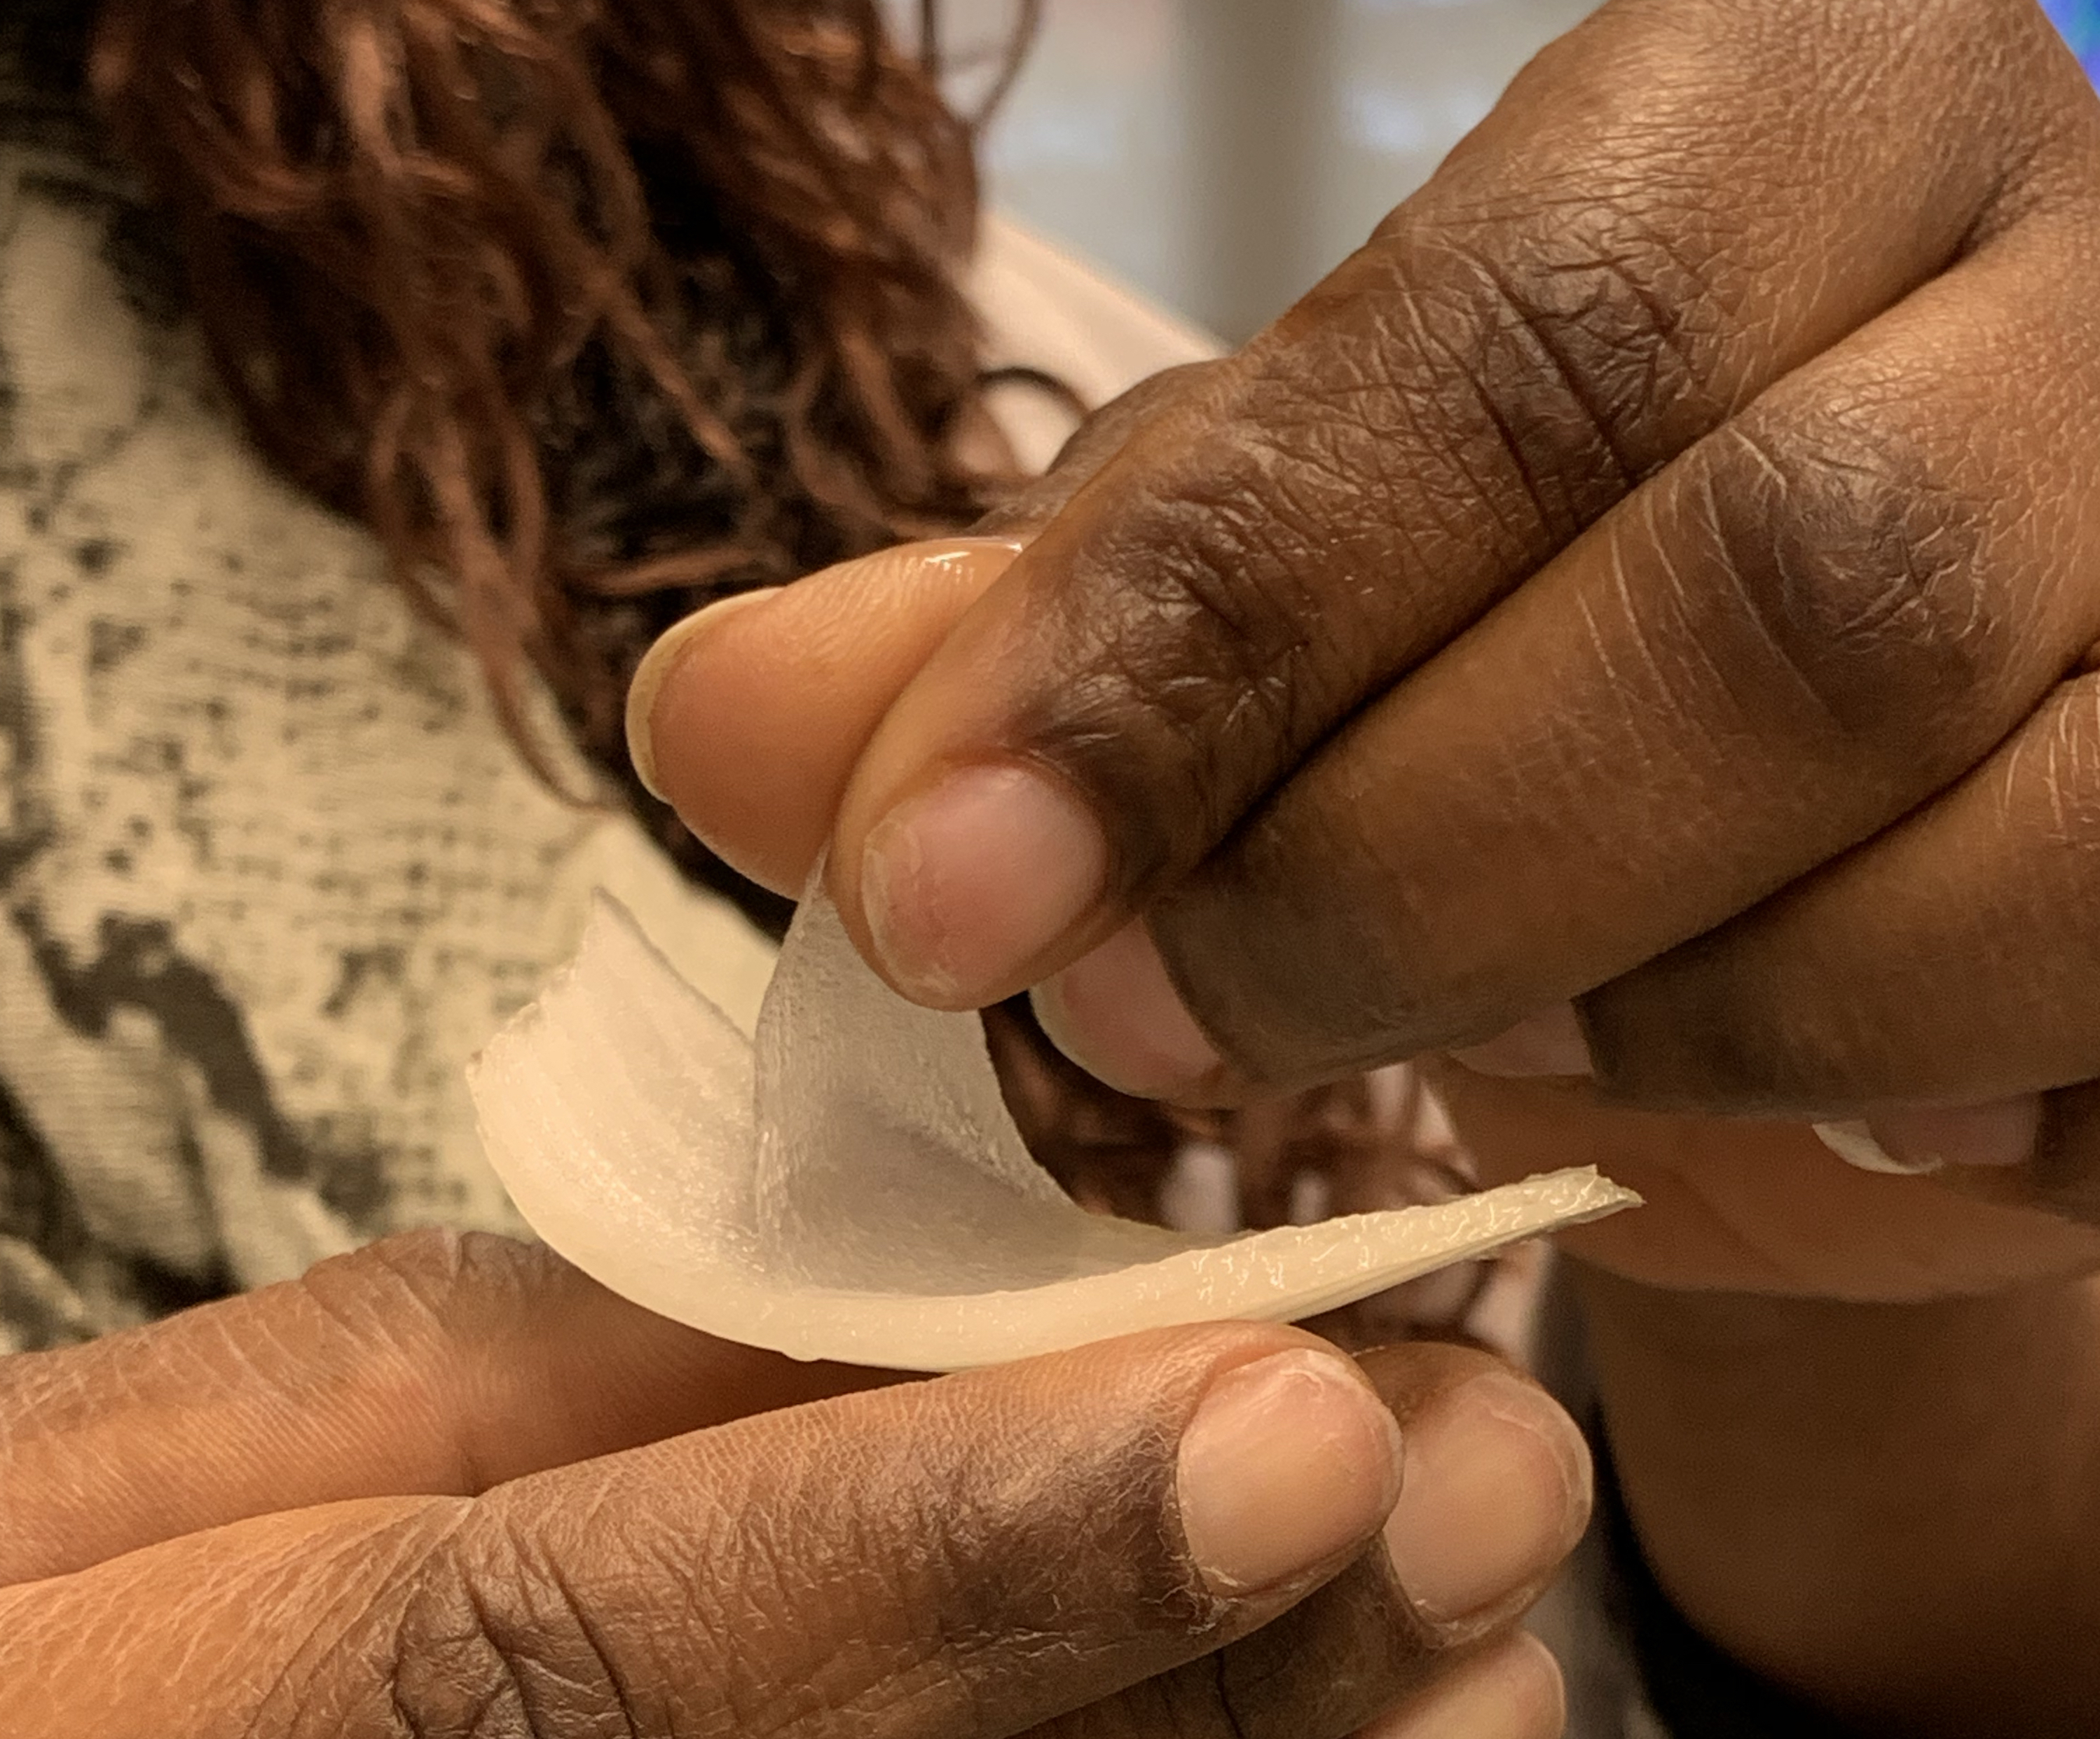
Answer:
[938,0,1600,338]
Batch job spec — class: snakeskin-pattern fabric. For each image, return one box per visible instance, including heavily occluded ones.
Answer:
[0,48,779,1349]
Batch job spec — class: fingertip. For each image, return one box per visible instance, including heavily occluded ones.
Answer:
[1379,1369,1591,1630]
[1448,1004,1593,1080]
[1176,1344,1406,1597]
[1031,919,1226,1097]
[634,539,1019,896]
[828,537,1132,1003]
[638,582,811,892]
[625,586,781,802]
[1814,1096,2042,1176]
[858,757,1109,1007]
[1354,1632,1567,1739]
[1361,1630,1562,1739]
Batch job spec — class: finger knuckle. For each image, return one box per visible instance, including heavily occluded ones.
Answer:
[378,1513,664,1739]
[761,1392,1226,1728]
[1369,203,1727,530]
[298,1228,557,1354]
[352,1227,557,1310]
[1689,392,2000,754]
[837,1391,1221,1647]
[1020,427,1373,872]
[296,1228,473,1331]
[1036,1553,1440,1739]
[984,361,1230,536]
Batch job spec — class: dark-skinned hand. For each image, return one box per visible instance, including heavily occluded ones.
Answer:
[633,11,2100,1727]
[634,0,2100,1305]
[0,1230,1583,1737]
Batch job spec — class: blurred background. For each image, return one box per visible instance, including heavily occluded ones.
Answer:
[920,0,2100,344]
[2051,0,2100,78]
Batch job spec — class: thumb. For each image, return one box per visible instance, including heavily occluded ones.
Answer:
[627,365,1226,898]
[629,535,1015,898]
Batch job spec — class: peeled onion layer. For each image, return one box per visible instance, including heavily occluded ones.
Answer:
[469,891,1640,1372]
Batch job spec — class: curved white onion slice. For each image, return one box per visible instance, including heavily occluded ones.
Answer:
[469,891,1638,1370]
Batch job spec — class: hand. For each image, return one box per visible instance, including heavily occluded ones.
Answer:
[626,8,2100,1720]
[616,11,2100,1722]
[0,1229,1586,1737]
[626,524,2100,1739]
[633,0,2100,1301]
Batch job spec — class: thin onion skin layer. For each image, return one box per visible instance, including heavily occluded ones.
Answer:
[470,893,1639,1371]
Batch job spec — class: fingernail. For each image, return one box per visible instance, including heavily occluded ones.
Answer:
[1031,919,1223,1098]
[624,587,782,799]
[1449,1003,1592,1079]
[860,761,1107,1006]
[1813,1120,1942,1175]
[1381,1371,1591,1625]
[1177,1348,1405,1596]
[1352,1633,1565,1739]
[1816,1096,2040,1174]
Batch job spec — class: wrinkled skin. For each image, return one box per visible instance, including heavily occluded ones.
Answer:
[639,2,2100,1730]
[0,1230,1574,1736]
[651,0,2100,1305]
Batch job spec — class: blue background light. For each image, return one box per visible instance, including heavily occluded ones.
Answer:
[2041,0,2100,78]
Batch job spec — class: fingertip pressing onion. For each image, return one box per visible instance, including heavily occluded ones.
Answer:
[470,890,1638,1371]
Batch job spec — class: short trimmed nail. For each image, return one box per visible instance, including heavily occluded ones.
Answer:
[1813,1121,1941,1175]
[1177,1349,1404,1596]
[1381,1372,1590,1625]
[1816,1095,2040,1175]
[624,587,782,799]
[1449,1003,1592,1079]
[1031,919,1223,1098]
[860,762,1107,1005]
[1352,1633,1565,1739]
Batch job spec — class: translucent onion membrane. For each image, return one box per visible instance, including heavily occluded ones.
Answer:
[470,891,1639,1371]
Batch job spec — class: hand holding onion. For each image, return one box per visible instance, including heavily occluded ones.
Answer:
[0,1232,1582,1736]
[638,0,2100,1305]
[634,3,2100,1729]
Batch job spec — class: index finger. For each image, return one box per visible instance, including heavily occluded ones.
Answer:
[629,365,1227,900]
[821,0,2087,1015]
[3,1327,1584,1739]
[0,1230,891,1584]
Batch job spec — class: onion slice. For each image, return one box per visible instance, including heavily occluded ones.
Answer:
[470,891,1638,1370]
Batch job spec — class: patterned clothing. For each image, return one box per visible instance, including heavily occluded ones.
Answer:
[2043,0,2100,77]
[0,39,1217,1356]
[0,121,791,1349]
[0,18,1834,1735]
